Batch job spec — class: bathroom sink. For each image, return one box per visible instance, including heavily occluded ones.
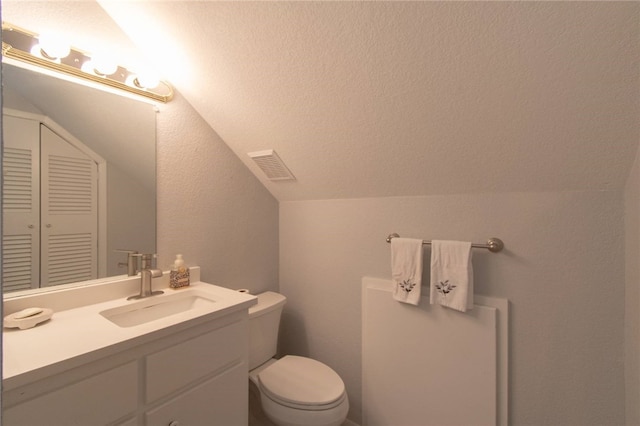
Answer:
[100,291,217,328]
[3,268,258,387]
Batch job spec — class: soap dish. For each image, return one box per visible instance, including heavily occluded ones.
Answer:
[4,308,53,330]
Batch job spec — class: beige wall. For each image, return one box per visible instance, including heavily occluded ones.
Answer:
[625,148,640,426]
[280,190,625,425]
[156,91,279,294]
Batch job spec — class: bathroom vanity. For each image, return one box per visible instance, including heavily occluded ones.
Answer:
[2,268,257,426]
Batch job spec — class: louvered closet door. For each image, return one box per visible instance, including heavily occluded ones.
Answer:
[2,116,40,291]
[40,125,98,287]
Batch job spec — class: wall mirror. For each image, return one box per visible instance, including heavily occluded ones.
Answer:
[2,60,157,297]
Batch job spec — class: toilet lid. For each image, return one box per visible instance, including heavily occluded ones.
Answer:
[258,355,345,407]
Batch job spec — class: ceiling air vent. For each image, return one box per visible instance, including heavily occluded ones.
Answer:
[248,149,296,181]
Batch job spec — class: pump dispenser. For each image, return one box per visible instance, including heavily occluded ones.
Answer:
[170,254,190,288]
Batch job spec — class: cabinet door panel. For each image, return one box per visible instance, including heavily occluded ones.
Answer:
[146,363,247,426]
[3,362,138,426]
[40,124,98,287]
[2,116,40,291]
[146,320,246,402]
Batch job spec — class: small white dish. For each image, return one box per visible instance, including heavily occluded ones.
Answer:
[4,308,54,330]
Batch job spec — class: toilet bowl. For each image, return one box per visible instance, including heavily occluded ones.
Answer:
[249,356,349,426]
[248,292,349,426]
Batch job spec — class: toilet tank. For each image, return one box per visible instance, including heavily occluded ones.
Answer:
[248,291,287,370]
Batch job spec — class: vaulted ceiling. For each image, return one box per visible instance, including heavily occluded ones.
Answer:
[4,1,639,201]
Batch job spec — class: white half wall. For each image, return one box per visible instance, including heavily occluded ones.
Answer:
[362,277,508,426]
[280,190,624,426]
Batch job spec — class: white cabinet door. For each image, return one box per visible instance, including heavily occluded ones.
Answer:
[146,363,248,426]
[3,362,138,426]
[40,124,98,286]
[2,117,99,290]
[146,320,245,402]
[2,116,40,291]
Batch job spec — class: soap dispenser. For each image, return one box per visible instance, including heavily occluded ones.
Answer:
[170,254,190,289]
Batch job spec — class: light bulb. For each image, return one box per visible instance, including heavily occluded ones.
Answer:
[90,54,118,76]
[133,71,160,90]
[37,33,70,60]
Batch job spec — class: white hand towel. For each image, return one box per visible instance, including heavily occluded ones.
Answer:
[429,240,474,312]
[391,238,423,305]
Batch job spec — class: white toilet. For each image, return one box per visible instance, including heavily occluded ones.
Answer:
[248,291,349,426]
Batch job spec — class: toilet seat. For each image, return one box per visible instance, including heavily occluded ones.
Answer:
[258,355,346,411]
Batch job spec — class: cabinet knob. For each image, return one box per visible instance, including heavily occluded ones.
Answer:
[168,421,181,426]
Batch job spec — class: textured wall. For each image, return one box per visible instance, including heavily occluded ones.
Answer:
[156,91,279,294]
[280,191,625,425]
[625,148,640,426]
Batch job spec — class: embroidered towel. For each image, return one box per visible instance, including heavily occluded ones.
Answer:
[430,240,473,312]
[391,238,423,305]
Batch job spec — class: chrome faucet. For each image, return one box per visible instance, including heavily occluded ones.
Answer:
[115,249,140,276]
[128,253,164,300]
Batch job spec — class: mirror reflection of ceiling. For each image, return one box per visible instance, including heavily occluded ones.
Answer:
[2,0,156,192]
[3,64,156,193]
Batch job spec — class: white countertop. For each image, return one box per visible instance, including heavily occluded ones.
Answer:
[3,269,257,389]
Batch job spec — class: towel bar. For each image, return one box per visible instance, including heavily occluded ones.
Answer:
[386,233,504,253]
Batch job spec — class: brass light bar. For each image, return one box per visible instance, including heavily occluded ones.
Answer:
[2,23,173,103]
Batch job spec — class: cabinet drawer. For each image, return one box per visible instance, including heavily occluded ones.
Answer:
[3,361,138,426]
[146,362,247,426]
[146,319,246,402]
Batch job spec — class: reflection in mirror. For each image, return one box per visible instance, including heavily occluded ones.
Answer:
[2,61,157,296]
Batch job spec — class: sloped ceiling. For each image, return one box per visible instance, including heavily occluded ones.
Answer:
[3,63,157,193]
[5,1,639,202]
[2,1,160,193]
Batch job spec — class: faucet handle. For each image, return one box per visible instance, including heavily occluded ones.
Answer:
[133,253,157,270]
[114,249,139,276]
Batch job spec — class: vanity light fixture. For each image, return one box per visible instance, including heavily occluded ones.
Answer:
[2,23,173,103]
